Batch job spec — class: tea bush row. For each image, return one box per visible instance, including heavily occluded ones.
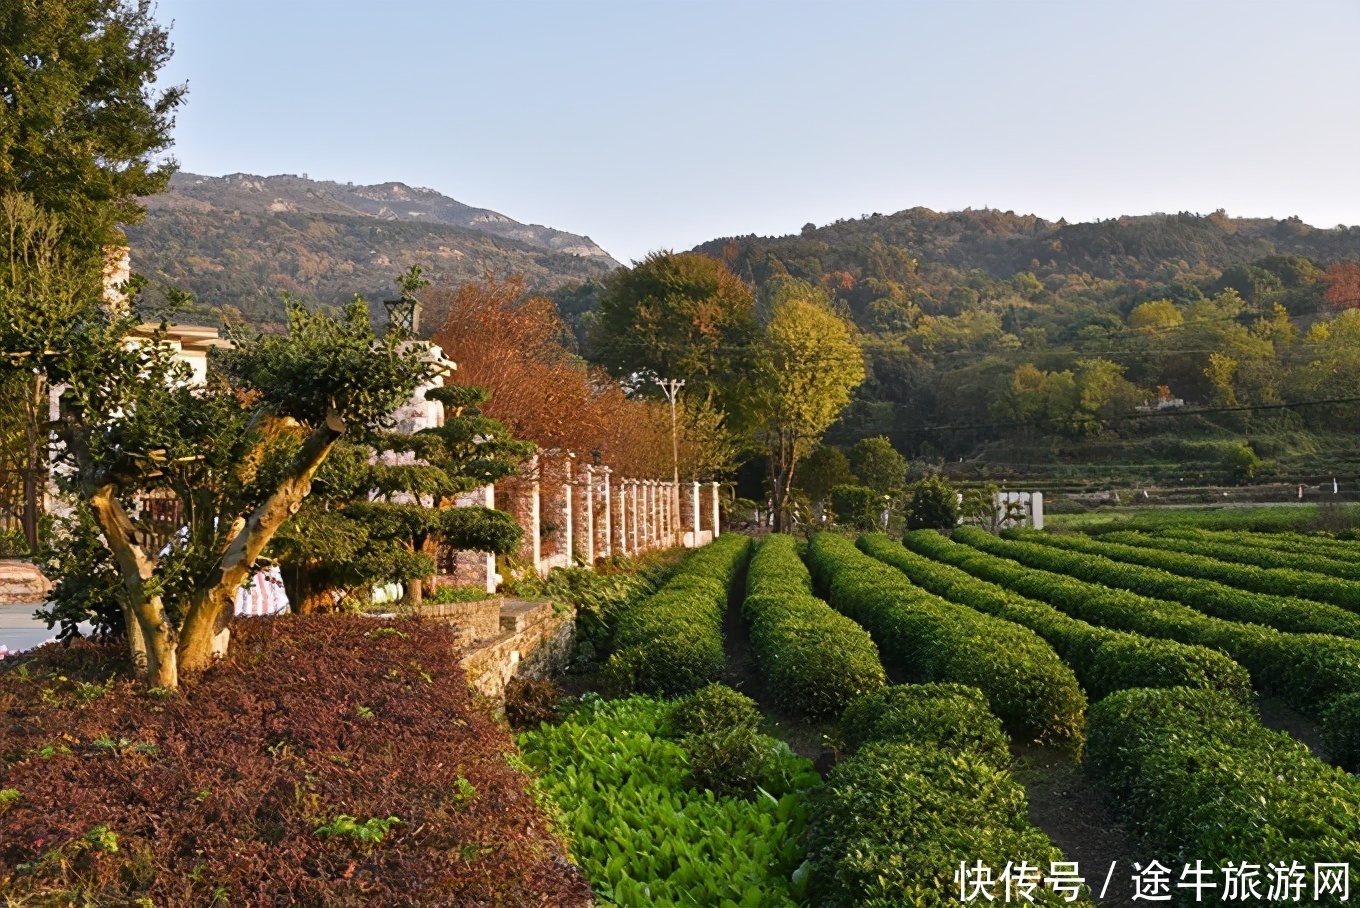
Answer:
[742,535,886,719]
[1128,528,1360,582]
[808,684,1070,907]
[1000,527,1360,636]
[1008,528,1360,627]
[608,534,751,695]
[927,530,1360,759]
[1087,686,1360,900]
[870,533,1252,703]
[805,532,1086,745]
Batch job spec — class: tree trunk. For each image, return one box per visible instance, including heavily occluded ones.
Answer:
[178,411,346,672]
[87,486,177,688]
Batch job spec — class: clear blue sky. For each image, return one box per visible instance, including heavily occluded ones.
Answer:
[155,0,1360,264]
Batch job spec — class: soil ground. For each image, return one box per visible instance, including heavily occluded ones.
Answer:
[1257,695,1332,762]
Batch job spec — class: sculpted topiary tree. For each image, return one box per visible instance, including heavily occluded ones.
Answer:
[4,208,434,685]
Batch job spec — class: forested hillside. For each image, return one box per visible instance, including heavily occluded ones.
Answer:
[124,173,618,325]
[669,208,1360,485]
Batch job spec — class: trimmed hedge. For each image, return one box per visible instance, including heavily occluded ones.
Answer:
[1181,528,1360,562]
[1017,527,1360,619]
[1321,692,1360,773]
[806,533,1086,744]
[1088,687,1360,897]
[743,535,886,719]
[1003,528,1360,637]
[608,534,751,695]
[1114,528,1360,583]
[839,682,1010,761]
[927,528,1360,714]
[808,684,1066,907]
[872,533,1252,704]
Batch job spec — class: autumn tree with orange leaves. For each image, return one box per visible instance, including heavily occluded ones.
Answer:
[1324,262,1360,311]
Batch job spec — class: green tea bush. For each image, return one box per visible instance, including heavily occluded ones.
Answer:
[930,528,1360,715]
[607,534,751,695]
[743,535,886,719]
[809,682,1070,908]
[668,681,762,738]
[839,682,1010,761]
[1113,528,1360,582]
[1320,692,1360,773]
[1012,528,1360,623]
[1087,687,1360,901]
[1162,527,1360,565]
[828,484,880,531]
[878,532,1252,704]
[806,533,1086,745]
[518,694,815,906]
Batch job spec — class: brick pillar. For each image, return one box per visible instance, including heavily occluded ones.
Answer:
[531,478,542,576]
[484,484,497,592]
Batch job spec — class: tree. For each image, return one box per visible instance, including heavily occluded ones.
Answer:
[1324,262,1360,311]
[903,474,959,532]
[0,0,185,259]
[275,384,531,611]
[590,251,757,406]
[829,484,879,531]
[848,436,907,496]
[1128,300,1184,330]
[795,446,856,514]
[747,292,865,531]
[6,212,434,686]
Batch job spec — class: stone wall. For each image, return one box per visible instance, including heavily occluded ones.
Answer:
[458,599,574,698]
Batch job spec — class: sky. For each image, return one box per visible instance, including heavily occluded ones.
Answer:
[154,0,1360,264]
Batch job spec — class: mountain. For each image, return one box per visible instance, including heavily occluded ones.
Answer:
[124,172,620,324]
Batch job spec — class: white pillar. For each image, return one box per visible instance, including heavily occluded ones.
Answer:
[691,481,701,547]
[584,465,595,567]
[630,481,640,555]
[642,481,651,551]
[484,484,497,593]
[710,482,720,538]
[1031,492,1044,530]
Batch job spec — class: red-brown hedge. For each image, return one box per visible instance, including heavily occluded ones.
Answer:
[0,616,591,907]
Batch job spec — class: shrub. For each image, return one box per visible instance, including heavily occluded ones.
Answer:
[518,694,816,906]
[1087,687,1360,894]
[667,681,762,738]
[1321,692,1360,773]
[0,618,590,907]
[1112,528,1360,582]
[880,532,1253,704]
[840,682,1010,762]
[743,535,886,719]
[807,741,1065,907]
[607,534,751,695]
[904,473,959,530]
[828,484,880,531]
[1011,527,1360,623]
[806,533,1086,745]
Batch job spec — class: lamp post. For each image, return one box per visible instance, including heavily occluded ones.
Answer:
[654,377,685,545]
[384,264,428,336]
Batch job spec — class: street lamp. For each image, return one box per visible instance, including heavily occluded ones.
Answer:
[383,294,420,336]
[654,376,685,544]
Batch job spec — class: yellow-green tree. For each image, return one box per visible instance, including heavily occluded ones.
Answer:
[747,292,865,531]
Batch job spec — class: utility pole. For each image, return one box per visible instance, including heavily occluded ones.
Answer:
[655,377,685,545]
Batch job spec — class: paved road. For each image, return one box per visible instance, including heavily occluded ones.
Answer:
[0,602,60,656]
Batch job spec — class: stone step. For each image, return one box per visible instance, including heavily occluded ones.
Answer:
[0,560,49,606]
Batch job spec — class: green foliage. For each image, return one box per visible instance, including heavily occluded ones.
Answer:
[743,535,885,719]
[0,0,185,257]
[1008,528,1360,632]
[607,534,751,695]
[1320,692,1360,773]
[806,532,1086,745]
[591,251,757,404]
[1107,527,1360,581]
[314,814,403,848]
[1088,687,1360,893]
[794,446,856,509]
[840,682,1010,761]
[807,738,1066,907]
[517,694,814,907]
[847,436,906,495]
[940,528,1360,714]
[881,532,1253,704]
[0,789,21,812]
[903,474,959,531]
[668,682,762,739]
[1221,441,1262,483]
[828,484,880,531]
